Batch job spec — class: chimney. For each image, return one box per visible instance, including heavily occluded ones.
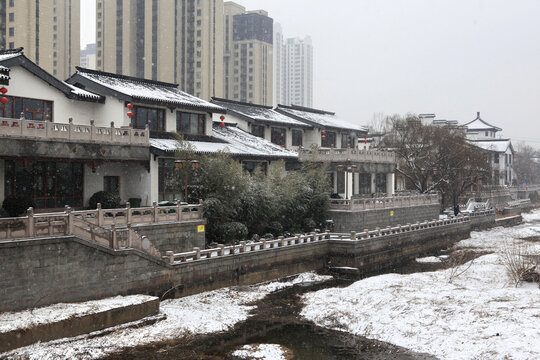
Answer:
[477,112,480,118]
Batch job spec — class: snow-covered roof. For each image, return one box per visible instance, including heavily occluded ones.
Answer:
[276,105,367,133]
[70,67,224,113]
[151,125,298,159]
[64,82,103,101]
[471,139,513,153]
[463,112,502,132]
[0,48,104,102]
[211,98,311,128]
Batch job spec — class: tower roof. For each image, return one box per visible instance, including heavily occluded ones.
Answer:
[463,112,502,132]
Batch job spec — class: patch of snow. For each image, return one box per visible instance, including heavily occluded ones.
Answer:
[471,139,511,153]
[233,344,288,360]
[301,209,540,360]
[76,69,224,112]
[150,126,298,159]
[415,256,442,263]
[64,82,102,101]
[0,295,155,333]
[3,272,331,360]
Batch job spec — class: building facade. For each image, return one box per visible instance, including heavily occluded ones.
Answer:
[273,28,313,107]
[80,43,96,70]
[223,2,273,106]
[96,0,224,100]
[0,0,80,79]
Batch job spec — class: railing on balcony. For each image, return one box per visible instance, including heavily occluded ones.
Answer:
[0,117,149,146]
[298,147,396,164]
[0,202,202,242]
[329,194,440,211]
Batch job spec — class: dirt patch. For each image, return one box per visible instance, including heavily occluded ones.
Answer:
[520,236,540,243]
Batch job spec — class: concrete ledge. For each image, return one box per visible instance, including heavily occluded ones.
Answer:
[495,215,522,227]
[0,296,159,353]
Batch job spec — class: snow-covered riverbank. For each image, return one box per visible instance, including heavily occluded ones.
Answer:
[301,210,540,360]
[1,272,331,360]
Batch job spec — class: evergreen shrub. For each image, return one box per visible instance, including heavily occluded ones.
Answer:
[89,191,122,209]
[2,195,35,217]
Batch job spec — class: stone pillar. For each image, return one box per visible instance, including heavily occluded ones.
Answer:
[346,171,354,199]
[353,172,360,195]
[386,172,395,195]
[371,173,377,194]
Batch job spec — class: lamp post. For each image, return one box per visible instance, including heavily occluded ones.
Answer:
[175,157,199,203]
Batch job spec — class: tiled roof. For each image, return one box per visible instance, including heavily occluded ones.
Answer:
[150,125,297,159]
[463,113,502,132]
[211,98,311,128]
[70,67,224,113]
[276,104,367,132]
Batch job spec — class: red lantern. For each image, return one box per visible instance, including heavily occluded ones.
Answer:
[364,136,368,144]
[321,130,326,134]
[219,122,225,127]
[126,103,133,109]
[0,97,8,104]
[0,87,7,94]
[322,135,326,139]
[220,115,225,121]
[126,111,133,117]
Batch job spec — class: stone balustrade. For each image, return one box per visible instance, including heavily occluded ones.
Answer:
[298,147,396,164]
[0,201,202,241]
[162,212,493,265]
[330,194,440,211]
[0,117,149,146]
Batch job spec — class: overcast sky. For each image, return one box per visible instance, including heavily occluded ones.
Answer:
[80,0,540,149]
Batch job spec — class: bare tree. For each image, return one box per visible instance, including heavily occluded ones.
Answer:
[514,143,540,185]
[385,114,491,208]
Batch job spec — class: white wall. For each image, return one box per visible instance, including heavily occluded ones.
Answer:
[83,162,151,207]
[7,67,100,124]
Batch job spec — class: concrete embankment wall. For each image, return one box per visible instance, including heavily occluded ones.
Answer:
[0,214,495,313]
[328,221,471,275]
[328,204,441,233]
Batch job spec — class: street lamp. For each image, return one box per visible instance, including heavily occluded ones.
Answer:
[175,158,199,203]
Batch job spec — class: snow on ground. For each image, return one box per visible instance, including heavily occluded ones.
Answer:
[301,210,540,360]
[2,272,331,360]
[0,295,155,333]
[232,344,289,360]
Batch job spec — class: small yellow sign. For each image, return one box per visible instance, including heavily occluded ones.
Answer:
[197,224,205,233]
[390,210,394,217]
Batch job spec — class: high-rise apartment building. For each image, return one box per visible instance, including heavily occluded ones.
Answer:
[80,43,96,70]
[223,2,272,106]
[274,29,313,108]
[96,0,224,100]
[0,0,80,79]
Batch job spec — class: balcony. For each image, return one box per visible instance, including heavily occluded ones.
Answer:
[298,147,396,164]
[0,117,149,146]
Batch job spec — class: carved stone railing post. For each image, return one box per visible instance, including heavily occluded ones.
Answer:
[350,231,356,240]
[176,200,182,221]
[311,232,317,242]
[97,203,104,226]
[278,236,285,247]
[153,201,158,223]
[66,206,73,235]
[127,224,133,247]
[125,201,131,225]
[218,244,225,256]
[166,250,175,264]
[240,241,246,253]
[262,239,267,249]
[27,207,35,238]
[110,224,117,249]
[194,247,201,260]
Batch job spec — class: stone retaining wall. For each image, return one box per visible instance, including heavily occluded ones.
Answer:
[133,220,206,253]
[328,203,441,232]
[0,297,159,353]
[0,214,495,313]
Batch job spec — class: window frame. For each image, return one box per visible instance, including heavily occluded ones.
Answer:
[176,111,206,135]
[131,105,166,131]
[292,129,303,147]
[0,95,53,121]
[271,127,286,146]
